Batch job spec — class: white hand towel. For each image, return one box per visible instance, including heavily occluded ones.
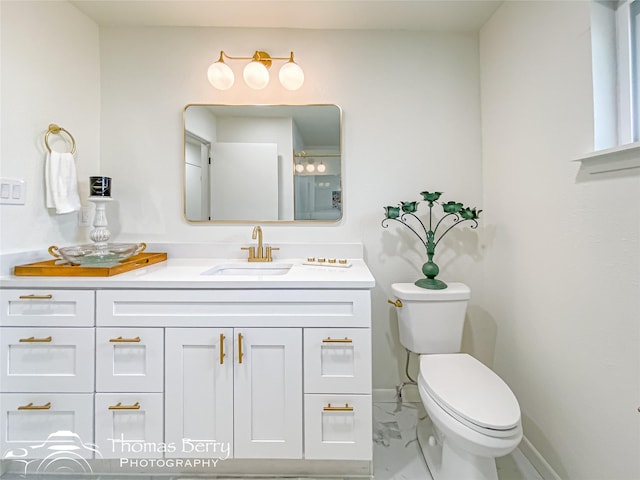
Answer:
[45,151,81,214]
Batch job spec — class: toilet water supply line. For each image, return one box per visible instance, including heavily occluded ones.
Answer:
[396,349,417,400]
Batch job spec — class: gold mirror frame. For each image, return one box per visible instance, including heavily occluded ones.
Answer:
[183,104,342,224]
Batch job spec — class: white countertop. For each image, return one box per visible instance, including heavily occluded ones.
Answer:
[0,243,376,290]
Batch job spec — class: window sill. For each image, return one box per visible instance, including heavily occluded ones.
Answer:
[574,142,640,175]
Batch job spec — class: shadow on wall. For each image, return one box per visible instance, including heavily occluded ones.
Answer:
[461,306,498,369]
[520,414,569,480]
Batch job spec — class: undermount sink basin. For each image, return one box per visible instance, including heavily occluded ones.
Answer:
[201,263,293,276]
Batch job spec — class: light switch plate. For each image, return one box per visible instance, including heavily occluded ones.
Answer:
[0,178,26,205]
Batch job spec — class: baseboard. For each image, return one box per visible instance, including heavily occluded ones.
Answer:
[518,436,561,480]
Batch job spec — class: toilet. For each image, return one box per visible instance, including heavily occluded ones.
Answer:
[391,282,522,480]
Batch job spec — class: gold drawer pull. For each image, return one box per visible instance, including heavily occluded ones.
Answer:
[108,402,140,410]
[238,333,244,364]
[109,336,141,343]
[322,337,353,343]
[220,333,226,365]
[18,402,51,410]
[323,403,354,412]
[19,336,52,343]
[18,294,53,300]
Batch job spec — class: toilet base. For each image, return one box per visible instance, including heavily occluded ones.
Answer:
[417,415,499,480]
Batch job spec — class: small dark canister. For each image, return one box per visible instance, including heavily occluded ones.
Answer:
[90,176,112,197]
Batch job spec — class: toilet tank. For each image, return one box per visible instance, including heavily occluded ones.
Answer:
[391,282,470,354]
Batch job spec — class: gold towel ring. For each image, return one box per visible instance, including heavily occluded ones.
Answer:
[44,123,76,154]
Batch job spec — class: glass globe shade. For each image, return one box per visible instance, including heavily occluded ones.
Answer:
[295,163,304,173]
[207,61,234,90]
[279,62,305,91]
[305,163,316,173]
[243,61,269,90]
[316,162,326,173]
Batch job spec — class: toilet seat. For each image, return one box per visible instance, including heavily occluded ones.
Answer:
[419,354,520,438]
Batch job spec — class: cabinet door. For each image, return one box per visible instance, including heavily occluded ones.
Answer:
[0,327,94,392]
[304,394,372,460]
[95,393,163,458]
[0,290,94,327]
[304,328,372,394]
[234,328,302,459]
[0,393,94,460]
[164,328,233,459]
[96,328,164,392]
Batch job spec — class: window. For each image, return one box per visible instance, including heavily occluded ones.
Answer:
[582,1,640,173]
[629,1,640,140]
[591,0,640,149]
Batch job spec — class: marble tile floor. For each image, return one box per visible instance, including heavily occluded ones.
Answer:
[0,401,543,480]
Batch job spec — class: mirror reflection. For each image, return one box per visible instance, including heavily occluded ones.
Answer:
[184,104,342,222]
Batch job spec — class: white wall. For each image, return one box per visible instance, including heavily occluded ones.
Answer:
[98,27,484,389]
[480,2,640,479]
[6,2,636,478]
[0,1,101,252]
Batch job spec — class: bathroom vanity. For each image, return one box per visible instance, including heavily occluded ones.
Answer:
[0,243,375,477]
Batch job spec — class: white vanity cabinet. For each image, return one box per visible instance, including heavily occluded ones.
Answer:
[0,290,96,458]
[0,263,373,476]
[94,393,164,459]
[303,328,372,460]
[94,328,165,458]
[164,327,302,459]
[96,288,371,463]
[164,327,234,458]
[233,327,302,459]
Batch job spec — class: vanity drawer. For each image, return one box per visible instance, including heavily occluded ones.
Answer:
[303,394,372,460]
[0,393,94,459]
[304,328,371,394]
[96,328,164,392]
[95,393,164,458]
[0,290,94,327]
[96,289,371,328]
[0,327,95,392]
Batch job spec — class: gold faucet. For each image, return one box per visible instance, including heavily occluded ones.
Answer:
[242,226,279,262]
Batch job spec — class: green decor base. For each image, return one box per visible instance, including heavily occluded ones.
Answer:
[415,277,448,290]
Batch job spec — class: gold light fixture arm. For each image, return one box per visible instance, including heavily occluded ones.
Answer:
[295,151,341,158]
[219,50,295,68]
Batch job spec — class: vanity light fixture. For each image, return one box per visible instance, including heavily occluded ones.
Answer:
[294,151,340,174]
[208,50,304,91]
[305,159,316,173]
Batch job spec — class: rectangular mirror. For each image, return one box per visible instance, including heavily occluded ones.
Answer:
[184,104,342,223]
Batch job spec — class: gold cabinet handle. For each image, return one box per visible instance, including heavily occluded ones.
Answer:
[18,402,51,410]
[19,336,52,343]
[238,332,244,364]
[322,337,353,343]
[108,402,140,410]
[109,336,141,343]
[388,299,403,308]
[323,403,354,412]
[220,333,226,365]
[18,294,53,300]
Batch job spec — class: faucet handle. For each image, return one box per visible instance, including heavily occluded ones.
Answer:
[265,246,279,261]
[241,246,256,260]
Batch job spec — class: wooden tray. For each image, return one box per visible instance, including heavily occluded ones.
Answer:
[13,252,168,277]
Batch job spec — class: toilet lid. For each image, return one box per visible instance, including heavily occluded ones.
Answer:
[419,354,520,431]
